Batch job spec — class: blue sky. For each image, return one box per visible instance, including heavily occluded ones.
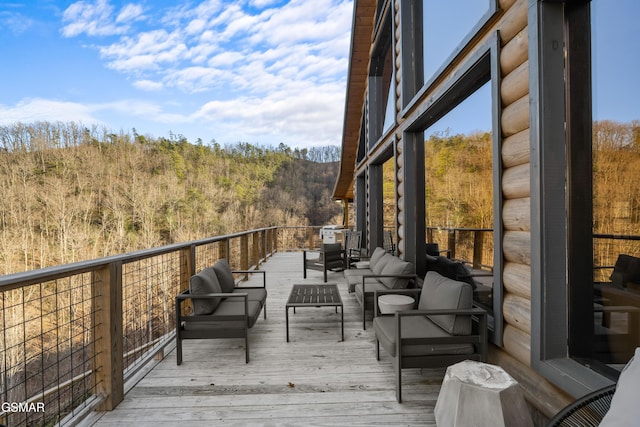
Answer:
[1,1,637,150]
[0,0,353,147]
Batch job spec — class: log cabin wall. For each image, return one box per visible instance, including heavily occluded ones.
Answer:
[338,0,580,420]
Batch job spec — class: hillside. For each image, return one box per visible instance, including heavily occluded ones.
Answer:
[0,122,341,274]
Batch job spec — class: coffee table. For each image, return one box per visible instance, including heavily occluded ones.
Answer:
[286,284,344,342]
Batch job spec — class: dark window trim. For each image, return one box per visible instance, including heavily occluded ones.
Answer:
[529,0,614,397]
[403,33,504,345]
[401,0,499,115]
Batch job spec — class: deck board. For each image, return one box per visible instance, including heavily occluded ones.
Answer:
[89,252,444,426]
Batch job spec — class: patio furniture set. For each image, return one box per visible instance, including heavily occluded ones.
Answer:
[175,232,493,403]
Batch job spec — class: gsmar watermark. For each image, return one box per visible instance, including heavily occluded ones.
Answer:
[1,402,46,413]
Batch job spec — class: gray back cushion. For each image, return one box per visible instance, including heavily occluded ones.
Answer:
[379,258,415,289]
[372,253,394,275]
[369,247,387,270]
[212,259,235,293]
[419,271,473,335]
[189,267,222,315]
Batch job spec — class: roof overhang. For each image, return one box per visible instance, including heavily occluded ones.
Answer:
[332,0,376,201]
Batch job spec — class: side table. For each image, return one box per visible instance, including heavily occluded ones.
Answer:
[435,360,533,427]
[377,294,415,313]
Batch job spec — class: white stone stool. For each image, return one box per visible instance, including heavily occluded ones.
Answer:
[377,294,414,313]
[435,360,533,427]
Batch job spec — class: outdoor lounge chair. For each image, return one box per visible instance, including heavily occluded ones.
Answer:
[303,243,346,282]
[373,271,488,402]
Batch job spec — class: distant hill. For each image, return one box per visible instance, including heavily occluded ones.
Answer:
[0,122,342,274]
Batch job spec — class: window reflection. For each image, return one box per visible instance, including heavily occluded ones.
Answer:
[422,0,490,84]
[424,82,493,312]
[588,0,640,368]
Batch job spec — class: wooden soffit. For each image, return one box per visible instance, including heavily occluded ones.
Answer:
[332,0,376,200]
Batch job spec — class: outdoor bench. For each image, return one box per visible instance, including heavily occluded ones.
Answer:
[175,259,267,364]
[344,247,417,329]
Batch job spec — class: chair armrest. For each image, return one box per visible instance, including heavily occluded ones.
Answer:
[176,290,250,323]
[176,290,246,301]
[232,269,266,287]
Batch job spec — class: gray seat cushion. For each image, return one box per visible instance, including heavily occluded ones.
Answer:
[355,280,389,308]
[189,267,222,315]
[373,315,474,357]
[234,287,267,305]
[184,299,263,329]
[344,268,374,292]
[419,271,473,335]
[379,258,415,289]
[213,259,236,293]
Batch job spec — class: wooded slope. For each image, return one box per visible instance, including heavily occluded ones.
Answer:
[0,122,341,274]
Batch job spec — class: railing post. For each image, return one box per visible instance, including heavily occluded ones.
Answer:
[93,262,124,411]
[261,229,267,262]
[473,231,484,269]
[308,227,315,249]
[273,228,279,254]
[252,231,260,268]
[427,227,434,243]
[240,234,249,280]
[448,230,456,260]
[218,239,229,261]
[180,245,195,292]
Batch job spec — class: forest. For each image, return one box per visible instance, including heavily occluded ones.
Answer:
[0,121,342,275]
[2,119,639,276]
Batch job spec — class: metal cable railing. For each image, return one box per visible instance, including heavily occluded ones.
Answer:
[0,226,284,427]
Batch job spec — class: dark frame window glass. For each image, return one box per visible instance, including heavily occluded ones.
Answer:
[569,0,640,375]
[422,0,491,84]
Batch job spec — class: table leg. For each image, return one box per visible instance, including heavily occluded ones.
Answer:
[341,305,344,341]
[286,307,290,342]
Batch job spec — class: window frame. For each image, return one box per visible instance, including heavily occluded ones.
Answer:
[529,0,614,397]
[404,35,504,345]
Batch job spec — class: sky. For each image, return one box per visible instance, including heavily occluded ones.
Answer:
[0,0,353,148]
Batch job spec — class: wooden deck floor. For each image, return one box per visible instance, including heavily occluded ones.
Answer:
[88,252,444,426]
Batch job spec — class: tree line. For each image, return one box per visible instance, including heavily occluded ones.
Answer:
[0,121,342,274]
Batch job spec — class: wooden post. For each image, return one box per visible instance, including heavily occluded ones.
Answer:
[180,245,195,292]
[240,234,249,280]
[218,239,228,261]
[93,262,124,411]
[252,232,260,269]
[273,228,279,254]
[448,230,457,260]
[261,230,267,262]
[308,227,315,250]
[473,231,484,269]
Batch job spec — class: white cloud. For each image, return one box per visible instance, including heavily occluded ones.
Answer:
[116,4,144,23]
[61,0,144,37]
[0,98,103,125]
[0,11,34,35]
[133,79,164,91]
[53,0,354,147]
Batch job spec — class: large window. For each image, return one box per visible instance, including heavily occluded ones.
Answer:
[570,0,640,373]
[533,0,640,395]
[422,0,491,84]
[424,82,494,312]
